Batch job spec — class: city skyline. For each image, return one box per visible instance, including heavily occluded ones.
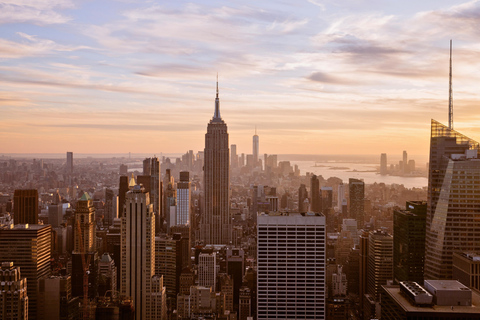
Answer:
[2,1,480,155]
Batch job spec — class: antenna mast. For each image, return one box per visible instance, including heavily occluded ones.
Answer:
[448,39,453,130]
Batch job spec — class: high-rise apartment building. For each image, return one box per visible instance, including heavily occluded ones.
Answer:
[349,178,365,227]
[257,212,326,320]
[202,80,230,245]
[425,120,480,279]
[253,129,259,168]
[66,152,73,173]
[13,189,38,225]
[0,262,28,320]
[393,201,427,284]
[0,224,52,320]
[121,184,157,319]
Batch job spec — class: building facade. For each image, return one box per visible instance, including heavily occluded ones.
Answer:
[257,212,326,320]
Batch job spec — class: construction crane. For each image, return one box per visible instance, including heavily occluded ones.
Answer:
[76,220,92,320]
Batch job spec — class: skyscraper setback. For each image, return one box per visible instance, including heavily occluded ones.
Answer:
[424,119,480,279]
[201,79,231,245]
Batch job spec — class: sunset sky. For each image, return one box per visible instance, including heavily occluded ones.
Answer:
[2,0,480,156]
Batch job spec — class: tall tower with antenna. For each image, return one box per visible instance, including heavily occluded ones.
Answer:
[448,39,453,129]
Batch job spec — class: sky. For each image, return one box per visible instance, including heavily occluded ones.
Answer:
[1,0,480,156]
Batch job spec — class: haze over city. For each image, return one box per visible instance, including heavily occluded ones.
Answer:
[2,0,480,155]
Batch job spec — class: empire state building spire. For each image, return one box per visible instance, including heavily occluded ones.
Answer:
[213,74,221,121]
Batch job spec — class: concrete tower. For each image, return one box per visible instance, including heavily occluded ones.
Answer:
[202,78,230,245]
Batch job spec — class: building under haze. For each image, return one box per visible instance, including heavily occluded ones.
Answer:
[66,151,73,173]
[349,178,365,227]
[253,129,259,168]
[14,189,38,225]
[425,120,480,280]
[201,80,231,245]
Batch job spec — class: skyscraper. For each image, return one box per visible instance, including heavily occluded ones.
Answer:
[310,175,321,213]
[253,128,259,168]
[257,212,326,320]
[143,157,161,224]
[231,144,238,169]
[13,189,38,225]
[0,224,52,320]
[393,201,427,284]
[349,178,365,227]
[176,171,191,226]
[424,119,480,279]
[202,79,230,245]
[380,153,387,175]
[66,151,73,173]
[0,262,28,320]
[121,183,157,319]
[74,192,95,253]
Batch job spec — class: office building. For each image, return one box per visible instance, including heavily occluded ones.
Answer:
[231,144,238,169]
[257,212,326,320]
[66,151,73,173]
[0,262,28,320]
[365,230,393,319]
[48,203,63,228]
[453,252,480,291]
[310,175,321,213]
[118,175,129,218]
[381,280,480,319]
[298,184,308,212]
[155,235,177,309]
[121,184,156,319]
[0,224,52,320]
[253,129,259,168]
[176,171,191,225]
[143,157,161,226]
[202,80,231,245]
[13,189,38,225]
[402,150,408,174]
[98,253,117,297]
[38,275,80,320]
[198,252,216,289]
[104,188,117,227]
[74,192,95,253]
[393,201,427,284]
[425,120,480,279]
[380,153,387,175]
[349,178,365,228]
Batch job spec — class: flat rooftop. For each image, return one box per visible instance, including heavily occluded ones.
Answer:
[425,280,470,291]
[383,286,480,314]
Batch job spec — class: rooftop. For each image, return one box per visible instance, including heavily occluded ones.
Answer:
[382,285,480,314]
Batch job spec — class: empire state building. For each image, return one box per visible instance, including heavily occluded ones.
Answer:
[202,79,231,245]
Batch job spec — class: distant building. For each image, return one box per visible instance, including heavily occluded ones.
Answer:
[298,184,308,212]
[257,212,326,320]
[253,130,259,168]
[380,153,387,175]
[66,152,73,173]
[201,80,231,245]
[14,189,38,225]
[310,175,321,213]
[349,178,364,227]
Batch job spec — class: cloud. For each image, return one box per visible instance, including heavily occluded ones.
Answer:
[0,0,72,25]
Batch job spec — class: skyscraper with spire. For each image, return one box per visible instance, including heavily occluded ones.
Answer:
[201,77,231,245]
